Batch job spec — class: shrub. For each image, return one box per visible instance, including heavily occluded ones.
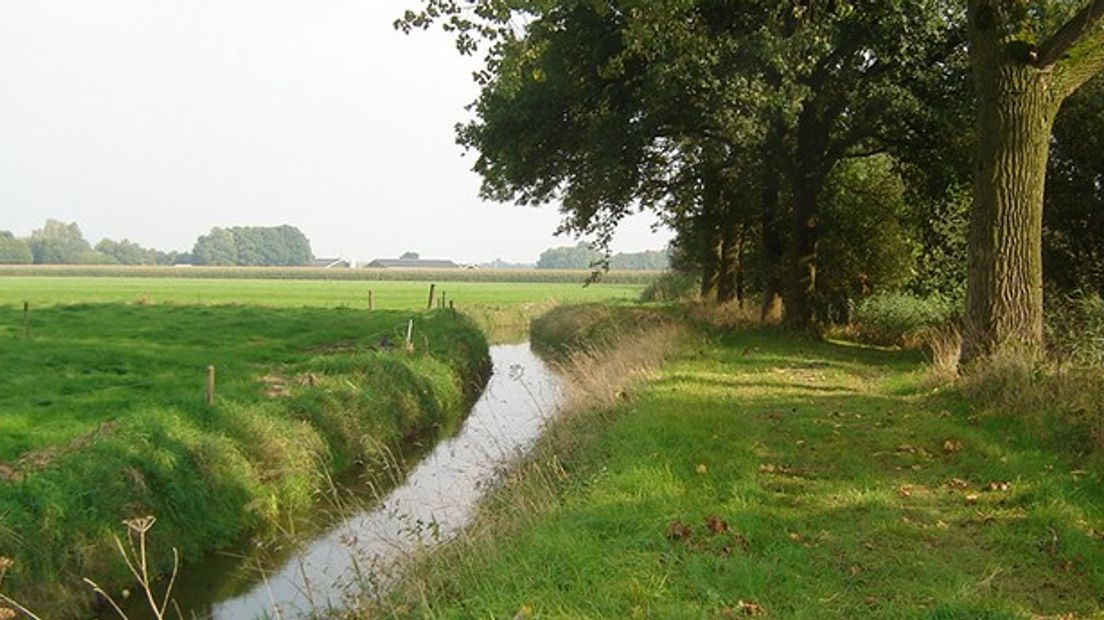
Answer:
[851,292,957,346]
[1046,290,1104,367]
[639,271,699,302]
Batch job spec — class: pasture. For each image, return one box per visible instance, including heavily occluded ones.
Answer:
[0,275,645,309]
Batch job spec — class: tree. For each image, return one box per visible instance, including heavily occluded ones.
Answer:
[192,228,238,265]
[609,250,669,271]
[27,220,96,264]
[963,0,1104,360]
[402,0,960,327]
[0,231,32,264]
[400,251,421,260]
[191,226,312,266]
[95,238,162,265]
[817,155,919,320]
[537,242,602,269]
[1044,74,1104,294]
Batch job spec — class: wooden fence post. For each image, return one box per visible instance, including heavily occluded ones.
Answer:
[426,284,436,310]
[368,290,374,310]
[405,319,414,349]
[206,365,216,405]
[23,302,30,340]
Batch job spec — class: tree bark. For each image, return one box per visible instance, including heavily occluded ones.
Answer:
[717,218,741,304]
[700,228,722,302]
[759,150,785,323]
[962,3,1063,361]
[784,103,830,329]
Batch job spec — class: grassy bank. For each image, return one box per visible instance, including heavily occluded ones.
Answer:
[382,311,1104,618]
[0,303,489,614]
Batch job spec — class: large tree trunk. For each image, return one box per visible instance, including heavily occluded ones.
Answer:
[963,6,1063,361]
[700,228,722,302]
[717,217,741,304]
[759,162,784,322]
[787,175,819,327]
[784,105,829,329]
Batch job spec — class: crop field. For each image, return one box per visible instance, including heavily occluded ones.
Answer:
[0,276,645,309]
[0,264,662,285]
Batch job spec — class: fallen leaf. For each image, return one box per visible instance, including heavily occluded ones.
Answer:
[705,515,729,534]
[943,439,963,453]
[947,478,970,489]
[512,604,534,620]
[897,485,914,498]
[666,520,692,542]
[728,600,767,616]
[965,494,979,505]
[696,463,709,475]
[986,481,1011,492]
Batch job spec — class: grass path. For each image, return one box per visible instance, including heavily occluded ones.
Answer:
[397,328,1104,618]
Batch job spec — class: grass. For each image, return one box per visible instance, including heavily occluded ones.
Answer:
[0,276,644,309]
[382,313,1104,618]
[0,265,661,285]
[0,303,489,614]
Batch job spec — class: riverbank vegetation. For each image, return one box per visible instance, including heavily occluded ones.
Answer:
[376,306,1104,618]
[0,303,489,614]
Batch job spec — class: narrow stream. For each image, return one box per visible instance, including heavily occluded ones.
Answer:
[152,341,564,619]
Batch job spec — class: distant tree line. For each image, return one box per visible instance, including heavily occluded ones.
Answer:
[537,242,668,270]
[0,220,313,267]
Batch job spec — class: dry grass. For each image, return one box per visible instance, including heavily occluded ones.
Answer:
[922,324,963,379]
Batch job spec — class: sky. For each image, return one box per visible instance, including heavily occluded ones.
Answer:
[0,1,672,264]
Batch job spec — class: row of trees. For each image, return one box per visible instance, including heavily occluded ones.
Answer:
[536,242,669,270]
[402,0,1104,361]
[0,221,314,267]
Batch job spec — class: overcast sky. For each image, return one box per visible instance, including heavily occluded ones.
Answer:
[0,1,672,264]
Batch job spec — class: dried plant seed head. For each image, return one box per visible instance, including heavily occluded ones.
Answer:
[123,515,157,534]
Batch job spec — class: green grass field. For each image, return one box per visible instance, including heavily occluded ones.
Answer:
[388,310,1104,619]
[0,275,647,612]
[0,276,644,309]
[0,300,492,612]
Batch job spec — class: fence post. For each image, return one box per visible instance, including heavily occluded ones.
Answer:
[23,302,30,340]
[405,319,414,349]
[368,290,374,310]
[206,365,216,405]
[426,284,436,310]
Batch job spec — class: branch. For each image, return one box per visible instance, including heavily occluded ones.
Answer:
[1036,0,1104,68]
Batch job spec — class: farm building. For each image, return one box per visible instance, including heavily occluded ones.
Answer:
[366,258,460,269]
[312,257,353,269]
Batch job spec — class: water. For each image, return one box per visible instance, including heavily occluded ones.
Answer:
[150,342,563,619]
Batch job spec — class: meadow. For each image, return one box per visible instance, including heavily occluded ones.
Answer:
[0,274,648,613]
[382,306,1104,619]
[0,265,660,285]
[0,275,645,309]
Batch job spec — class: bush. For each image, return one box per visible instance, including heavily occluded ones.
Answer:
[639,271,699,302]
[1046,290,1104,367]
[851,292,957,346]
